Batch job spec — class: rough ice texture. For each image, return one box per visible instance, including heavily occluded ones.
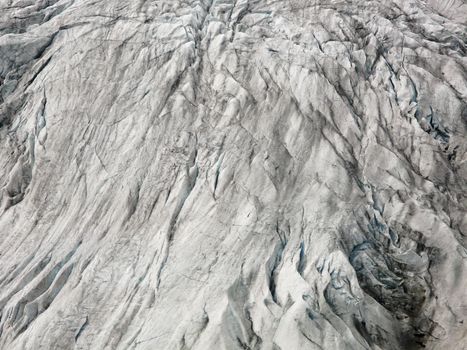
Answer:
[0,0,466,349]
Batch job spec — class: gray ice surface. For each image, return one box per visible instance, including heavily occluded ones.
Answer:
[0,0,466,349]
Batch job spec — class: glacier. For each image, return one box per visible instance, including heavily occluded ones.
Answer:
[0,0,466,349]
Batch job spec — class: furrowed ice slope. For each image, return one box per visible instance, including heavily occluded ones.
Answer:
[0,0,466,349]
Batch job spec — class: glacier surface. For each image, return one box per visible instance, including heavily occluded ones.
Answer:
[0,0,466,349]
